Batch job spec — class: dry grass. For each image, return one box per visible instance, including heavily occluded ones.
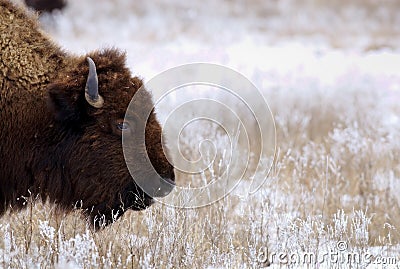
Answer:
[1,79,399,268]
[31,0,400,52]
[244,0,400,50]
[1,0,400,268]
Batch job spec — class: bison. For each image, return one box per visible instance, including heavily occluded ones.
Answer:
[24,0,66,12]
[0,0,175,228]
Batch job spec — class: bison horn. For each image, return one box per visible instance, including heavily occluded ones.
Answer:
[85,57,104,108]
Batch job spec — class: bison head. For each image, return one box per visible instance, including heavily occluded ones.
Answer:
[45,49,175,227]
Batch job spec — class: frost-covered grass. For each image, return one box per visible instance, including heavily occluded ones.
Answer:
[2,58,399,268]
[2,0,400,268]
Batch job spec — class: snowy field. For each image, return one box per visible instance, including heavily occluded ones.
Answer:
[2,0,400,268]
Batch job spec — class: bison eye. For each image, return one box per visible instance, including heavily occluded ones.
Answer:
[117,121,129,131]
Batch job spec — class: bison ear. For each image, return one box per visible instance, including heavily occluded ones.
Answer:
[47,83,87,123]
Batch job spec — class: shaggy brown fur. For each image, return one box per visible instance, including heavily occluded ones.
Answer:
[0,0,175,228]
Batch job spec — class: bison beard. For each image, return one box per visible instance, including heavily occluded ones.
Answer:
[0,0,175,229]
[90,182,155,228]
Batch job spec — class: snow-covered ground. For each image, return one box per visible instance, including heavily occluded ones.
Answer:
[37,0,400,133]
[2,0,400,268]
[36,0,400,76]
